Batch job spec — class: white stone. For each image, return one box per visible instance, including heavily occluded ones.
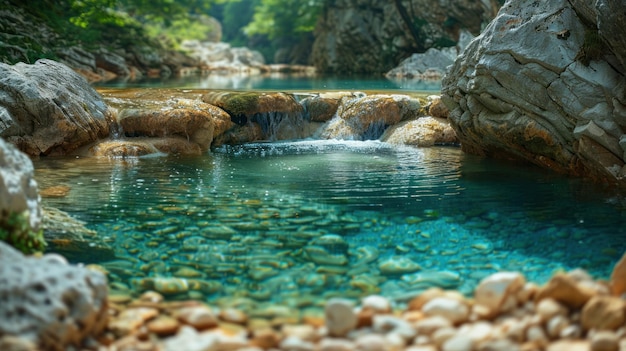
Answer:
[325,298,357,337]
[279,336,315,351]
[372,314,416,341]
[319,337,356,351]
[536,298,568,322]
[442,334,473,351]
[362,295,392,313]
[474,272,526,315]
[163,326,218,351]
[355,334,388,351]
[413,315,453,336]
[422,297,470,324]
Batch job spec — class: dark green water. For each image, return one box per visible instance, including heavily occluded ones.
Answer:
[34,140,626,308]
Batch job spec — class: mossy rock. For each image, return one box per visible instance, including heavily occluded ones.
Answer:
[0,210,45,255]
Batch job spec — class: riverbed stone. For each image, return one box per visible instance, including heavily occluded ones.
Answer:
[536,273,595,309]
[442,0,626,185]
[581,296,626,331]
[422,297,470,325]
[325,298,357,337]
[0,59,111,156]
[474,272,525,316]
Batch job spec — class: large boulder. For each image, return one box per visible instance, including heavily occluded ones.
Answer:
[442,0,626,185]
[0,137,41,230]
[312,0,498,74]
[0,59,112,156]
[0,241,109,351]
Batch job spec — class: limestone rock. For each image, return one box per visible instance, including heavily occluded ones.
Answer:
[381,117,457,146]
[319,94,420,140]
[0,59,111,155]
[202,91,309,141]
[0,138,41,230]
[442,0,626,184]
[0,241,109,351]
[118,108,220,151]
[385,48,456,80]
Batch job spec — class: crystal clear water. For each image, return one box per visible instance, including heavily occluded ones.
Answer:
[34,139,626,309]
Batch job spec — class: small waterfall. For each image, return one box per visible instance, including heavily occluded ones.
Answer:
[361,120,387,141]
[107,107,125,139]
[251,110,313,141]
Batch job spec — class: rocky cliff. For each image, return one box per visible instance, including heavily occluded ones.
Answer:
[312,0,499,74]
[442,0,626,186]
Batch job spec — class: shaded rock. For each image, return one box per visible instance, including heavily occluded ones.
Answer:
[536,273,595,309]
[318,94,421,140]
[0,241,109,351]
[385,48,455,80]
[442,0,626,185]
[312,0,497,74]
[202,91,309,141]
[428,95,450,119]
[0,138,41,230]
[610,251,626,296]
[0,59,111,156]
[95,49,130,77]
[381,116,457,146]
[87,137,203,157]
[118,108,220,151]
[581,296,625,331]
[300,92,363,123]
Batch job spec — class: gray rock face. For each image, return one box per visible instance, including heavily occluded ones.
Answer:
[0,138,40,230]
[312,0,497,74]
[0,59,111,156]
[0,241,109,351]
[442,0,626,184]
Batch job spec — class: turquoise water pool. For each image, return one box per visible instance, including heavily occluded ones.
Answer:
[34,140,626,310]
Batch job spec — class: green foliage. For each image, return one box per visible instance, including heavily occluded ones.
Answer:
[244,0,323,39]
[144,15,216,49]
[0,210,46,255]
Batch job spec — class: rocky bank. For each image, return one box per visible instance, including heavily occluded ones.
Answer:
[442,0,626,186]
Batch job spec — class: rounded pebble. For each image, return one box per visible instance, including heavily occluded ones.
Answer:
[325,298,357,337]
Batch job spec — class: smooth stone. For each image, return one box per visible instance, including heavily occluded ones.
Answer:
[325,298,357,337]
[280,336,315,351]
[318,338,356,351]
[474,272,526,315]
[151,277,190,295]
[378,256,422,275]
[372,315,417,341]
[536,298,568,322]
[401,270,461,289]
[361,295,391,313]
[442,334,473,351]
[535,273,594,309]
[590,330,619,351]
[175,305,219,330]
[354,334,388,351]
[422,297,470,325]
[304,246,348,266]
[219,308,248,325]
[108,307,160,337]
[546,340,591,351]
[413,315,453,336]
[147,316,180,336]
[581,296,626,331]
